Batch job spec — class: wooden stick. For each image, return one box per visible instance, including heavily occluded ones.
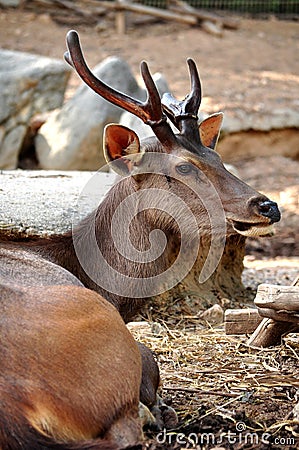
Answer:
[99,0,198,25]
[257,307,299,324]
[163,385,240,397]
[168,0,239,29]
[247,318,298,348]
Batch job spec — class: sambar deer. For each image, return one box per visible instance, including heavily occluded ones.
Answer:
[0,30,280,448]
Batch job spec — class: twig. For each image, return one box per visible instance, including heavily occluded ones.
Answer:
[163,385,241,398]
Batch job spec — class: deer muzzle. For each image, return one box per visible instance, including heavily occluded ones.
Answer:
[256,200,281,223]
[230,196,281,237]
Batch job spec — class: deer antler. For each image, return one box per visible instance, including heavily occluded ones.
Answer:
[162,58,202,142]
[65,30,177,149]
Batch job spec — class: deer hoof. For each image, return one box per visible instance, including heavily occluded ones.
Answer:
[150,395,178,430]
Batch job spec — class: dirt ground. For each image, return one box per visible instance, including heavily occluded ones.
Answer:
[0,5,298,449]
[1,7,299,107]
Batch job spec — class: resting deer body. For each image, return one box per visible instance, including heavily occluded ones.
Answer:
[0,30,281,448]
[1,284,142,450]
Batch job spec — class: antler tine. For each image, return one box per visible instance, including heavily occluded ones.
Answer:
[65,29,175,135]
[140,61,167,127]
[161,58,202,136]
[65,30,148,122]
[186,58,202,115]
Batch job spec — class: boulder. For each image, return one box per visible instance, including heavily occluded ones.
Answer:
[35,57,143,171]
[0,170,116,236]
[0,0,20,6]
[0,49,70,169]
[222,107,299,134]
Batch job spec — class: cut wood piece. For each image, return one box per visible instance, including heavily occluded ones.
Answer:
[247,281,299,347]
[254,283,299,311]
[225,308,262,335]
[257,307,299,324]
[247,318,299,348]
[247,279,299,347]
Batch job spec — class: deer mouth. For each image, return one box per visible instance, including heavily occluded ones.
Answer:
[231,220,275,237]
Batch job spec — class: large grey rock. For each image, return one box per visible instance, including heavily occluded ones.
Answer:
[0,0,20,6]
[0,170,115,236]
[0,49,70,169]
[35,57,143,171]
[222,107,299,134]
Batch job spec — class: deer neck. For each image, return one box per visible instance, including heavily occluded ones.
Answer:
[71,180,175,313]
[22,179,180,321]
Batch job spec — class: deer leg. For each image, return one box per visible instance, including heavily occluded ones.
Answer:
[139,402,157,428]
[137,342,178,430]
[150,394,178,430]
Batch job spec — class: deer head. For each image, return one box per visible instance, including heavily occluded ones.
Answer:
[65,30,280,242]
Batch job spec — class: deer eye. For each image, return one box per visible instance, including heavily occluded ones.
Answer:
[176,163,194,175]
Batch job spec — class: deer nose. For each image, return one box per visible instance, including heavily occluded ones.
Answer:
[257,200,281,223]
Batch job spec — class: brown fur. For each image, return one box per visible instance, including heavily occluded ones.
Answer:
[0,119,280,446]
[0,46,281,447]
[0,119,280,322]
[0,284,142,449]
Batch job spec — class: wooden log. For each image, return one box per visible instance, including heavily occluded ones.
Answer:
[53,0,103,19]
[247,279,299,348]
[58,2,90,17]
[115,0,127,35]
[99,1,198,25]
[26,0,107,18]
[168,0,239,29]
[254,283,299,311]
[225,308,262,335]
[247,318,299,348]
[257,307,299,324]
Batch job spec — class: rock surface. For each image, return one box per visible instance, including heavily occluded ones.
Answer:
[0,49,70,169]
[0,170,115,235]
[35,57,143,171]
[35,61,172,171]
[222,106,299,134]
[0,0,20,6]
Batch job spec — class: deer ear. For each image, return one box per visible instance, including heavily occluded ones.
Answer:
[104,124,142,175]
[199,112,223,150]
